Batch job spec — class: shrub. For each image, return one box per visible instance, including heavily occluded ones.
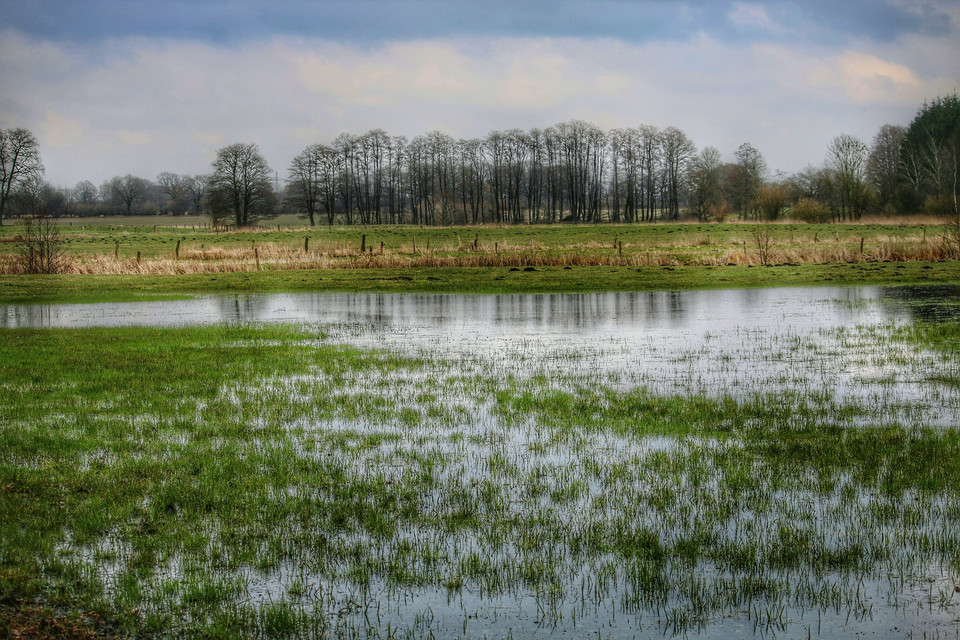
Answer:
[15,214,67,274]
[789,198,831,223]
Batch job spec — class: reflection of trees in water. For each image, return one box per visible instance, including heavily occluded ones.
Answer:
[6,286,937,332]
[323,291,695,331]
[879,285,960,323]
[214,296,275,323]
[0,304,53,328]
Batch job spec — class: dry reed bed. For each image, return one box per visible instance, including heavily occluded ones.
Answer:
[1,229,956,274]
[0,243,955,275]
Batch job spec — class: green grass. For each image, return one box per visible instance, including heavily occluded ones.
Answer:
[2,219,957,304]
[1,261,958,304]
[3,318,960,637]
[4,218,939,259]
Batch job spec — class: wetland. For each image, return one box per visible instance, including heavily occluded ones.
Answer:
[2,285,960,638]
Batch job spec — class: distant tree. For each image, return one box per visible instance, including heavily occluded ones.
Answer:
[288,145,324,226]
[187,175,208,216]
[901,93,960,215]
[14,181,67,273]
[207,143,276,227]
[638,125,661,221]
[71,180,99,205]
[0,128,44,225]
[686,146,724,221]
[156,172,192,214]
[827,134,870,220]
[729,142,766,219]
[755,183,789,221]
[67,179,100,217]
[867,124,906,212]
[110,174,150,215]
[660,126,694,220]
[288,144,343,226]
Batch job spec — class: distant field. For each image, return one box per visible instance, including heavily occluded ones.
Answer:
[1,217,958,303]
[1,217,953,265]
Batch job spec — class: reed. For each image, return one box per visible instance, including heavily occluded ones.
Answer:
[0,233,954,276]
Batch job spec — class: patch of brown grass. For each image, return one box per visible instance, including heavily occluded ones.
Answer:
[1,231,955,276]
[0,603,120,639]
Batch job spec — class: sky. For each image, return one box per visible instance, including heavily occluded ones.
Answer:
[1,0,958,188]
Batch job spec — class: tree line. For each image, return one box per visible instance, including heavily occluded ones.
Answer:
[2,94,957,227]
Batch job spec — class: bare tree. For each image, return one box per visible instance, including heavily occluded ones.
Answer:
[730,143,766,219]
[0,128,44,226]
[686,146,724,221]
[71,180,98,205]
[660,127,694,220]
[207,143,276,227]
[867,124,906,212]
[15,181,66,274]
[288,145,324,226]
[827,134,870,220]
[110,174,150,216]
[156,172,192,214]
[638,125,661,221]
[186,175,208,216]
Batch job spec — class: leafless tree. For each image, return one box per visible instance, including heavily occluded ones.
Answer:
[71,180,98,205]
[660,127,694,220]
[0,128,44,226]
[15,181,66,274]
[686,146,724,221]
[156,172,193,214]
[186,175,208,216]
[110,174,150,216]
[730,143,766,219]
[867,124,906,212]
[288,144,325,226]
[207,143,276,227]
[827,134,870,220]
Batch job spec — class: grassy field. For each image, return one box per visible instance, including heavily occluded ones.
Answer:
[2,304,960,637]
[3,217,960,637]
[1,217,958,303]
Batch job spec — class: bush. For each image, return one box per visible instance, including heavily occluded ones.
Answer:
[710,201,733,223]
[923,195,953,216]
[789,198,831,223]
[15,214,67,274]
[755,184,789,221]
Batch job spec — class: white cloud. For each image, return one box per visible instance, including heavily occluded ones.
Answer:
[808,52,922,102]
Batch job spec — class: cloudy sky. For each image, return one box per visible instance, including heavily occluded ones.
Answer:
[1,0,958,188]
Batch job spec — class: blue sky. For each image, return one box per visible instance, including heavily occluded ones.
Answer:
[1,0,958,186]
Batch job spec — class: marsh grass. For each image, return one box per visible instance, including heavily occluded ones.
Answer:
[0,221,956,277]
[3,311,960,637]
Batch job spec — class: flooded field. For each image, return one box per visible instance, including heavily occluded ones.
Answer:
[2,286,960,638]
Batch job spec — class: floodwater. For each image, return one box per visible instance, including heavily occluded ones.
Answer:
[3,285,958,419]
[8,285,960,638]
[1,285,944,330]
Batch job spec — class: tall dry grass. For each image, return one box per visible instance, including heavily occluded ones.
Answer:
[1,232,956,275]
